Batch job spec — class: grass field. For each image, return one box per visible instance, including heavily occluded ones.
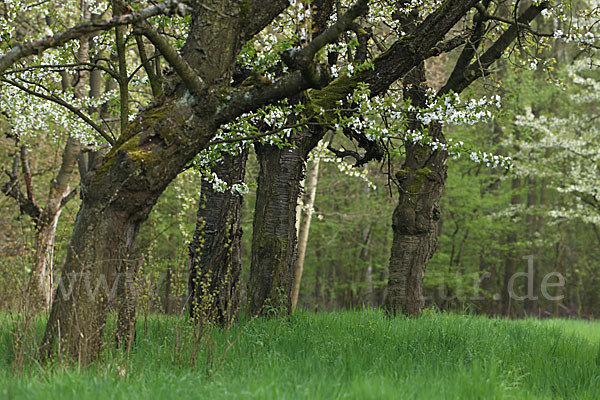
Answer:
[1,310,599,399]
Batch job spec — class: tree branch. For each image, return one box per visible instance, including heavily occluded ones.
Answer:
[280,0,369,87]
[0,0,188,76]
[113,1,130,134]
[440,0,491,95]
[1,151,43,221]
[134,20,204,97]
[439,1,550,95]
[218,0,369,124]
[135,35,162,98]
[1,78,115,145]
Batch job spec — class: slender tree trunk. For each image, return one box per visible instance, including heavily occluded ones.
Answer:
[478,249,497,316]
[291,156,321,311]
[359,225,374,306]
[164,264,175,314]
[385,66,447,316]
[314,247,325,311]
[553,238,565,317]
[525,177,538,315]
[188,150,248,325]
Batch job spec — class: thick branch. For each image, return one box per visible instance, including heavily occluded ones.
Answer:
[281,0,368,86]
[216,71,311,124]
[135,21,204,96]
[440,0,491,95]
[241,1,290,42]
[49,136,80,213]
[440,1,550,95]
[0,0,187,76]
[367,0,480,96]
[219,0,369,123]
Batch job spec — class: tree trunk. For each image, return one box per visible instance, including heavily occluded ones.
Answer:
[478,249,497,316]
[525,177,538,315]
[385,66,447,316]
[291,156,321,311]
[248,126,323,316]
[247,143,305,316]
[188,150,248,325]
[359,225,374,307]
[41,97,217,363]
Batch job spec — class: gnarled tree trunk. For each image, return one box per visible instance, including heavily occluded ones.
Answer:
[40,96,219,363]
[386,66,448,316]
[188,150,248,325]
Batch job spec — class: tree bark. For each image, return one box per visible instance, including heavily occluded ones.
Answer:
[249,143,305,316]
[30,211,61,311]
[188,150,248,325]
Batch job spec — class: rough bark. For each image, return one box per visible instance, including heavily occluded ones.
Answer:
[188,150,248,325]
[248,131,320,316]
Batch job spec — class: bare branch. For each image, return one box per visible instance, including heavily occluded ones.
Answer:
[135,35,162,98]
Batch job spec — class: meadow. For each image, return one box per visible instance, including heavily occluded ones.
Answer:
[1,311,599,399]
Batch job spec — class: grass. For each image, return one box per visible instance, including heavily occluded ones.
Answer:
[0,310,599,399]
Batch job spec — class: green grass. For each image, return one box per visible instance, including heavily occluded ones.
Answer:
[1,311,599,399]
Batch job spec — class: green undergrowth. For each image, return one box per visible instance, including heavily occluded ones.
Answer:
[0,311,599,399]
